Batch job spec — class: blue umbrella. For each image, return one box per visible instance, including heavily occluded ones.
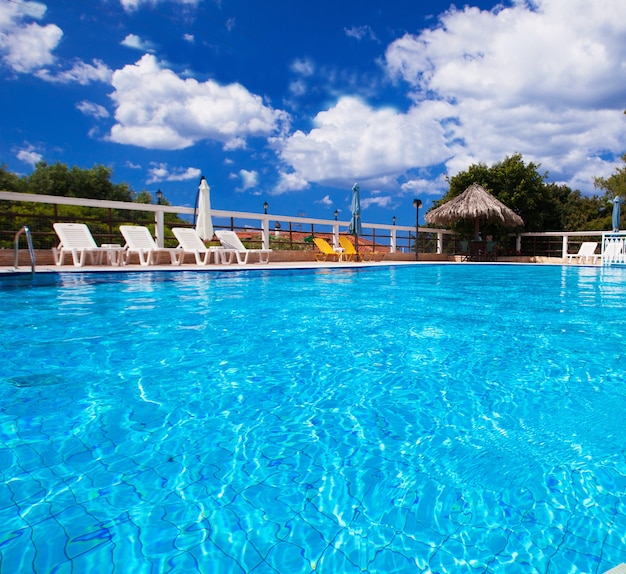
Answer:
[348,182,362,258]
[612,196,621,232]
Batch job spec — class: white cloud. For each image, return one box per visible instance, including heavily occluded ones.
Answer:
[77,100,110,119]
[273,96,452,190]
[274,171,310,194]
[119,0,199,13]
[317,194,333,207]
[36,59,112,84]
[361,195,393,209]
[108,54,289,150]
[183,33,194,43]
[344,25,377,42]
[384,0,626,194]
[16,145,43,166]
[0,1,62,73]
[146,162,201,184]
[121,34,156,52]
[290,58,315,77]
[238,169,258,191]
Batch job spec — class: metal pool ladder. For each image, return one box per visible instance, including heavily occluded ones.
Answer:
[14,226,36,273]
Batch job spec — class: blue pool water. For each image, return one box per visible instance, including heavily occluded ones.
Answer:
[1,264,626,573]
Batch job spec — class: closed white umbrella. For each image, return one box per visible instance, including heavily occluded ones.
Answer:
[195,176,214,240]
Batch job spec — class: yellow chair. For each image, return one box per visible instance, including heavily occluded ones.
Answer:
[338,236,361,262]
[313,237,341,262]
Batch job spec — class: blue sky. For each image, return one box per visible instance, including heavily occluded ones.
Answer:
[1,0,625,226]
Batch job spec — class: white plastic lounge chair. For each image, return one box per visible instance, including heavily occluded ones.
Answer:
[119,225,181,266]
[215,230,271,264]
[566,241,598,264]
[172,227,236,265]
[52,223,125,267]
[602,238,625,265]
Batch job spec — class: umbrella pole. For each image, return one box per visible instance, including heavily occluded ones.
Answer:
[193,189,199,226]
[354,233,359,261]
[474,218,480,240]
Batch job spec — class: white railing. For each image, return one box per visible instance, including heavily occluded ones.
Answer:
[601,232,626,265]
[0,190,453,253]
[3,191,620,257]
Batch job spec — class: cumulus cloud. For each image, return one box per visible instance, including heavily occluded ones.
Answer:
[384,0,626,193]
[121,34,156,52]
[274,96,452,191]
[119,0,199,13]
[108,54,289,150]
[317,194,333,207]
[274,170,310,194]
[0,1,62,73]
[238,169,258,191]
[36,59,112,84]
[273,0,626,198]
[344,25,377,42]
[361,196,394,210]
[146,162,201,184]
[77,100,110,119]
[16,145,43,166]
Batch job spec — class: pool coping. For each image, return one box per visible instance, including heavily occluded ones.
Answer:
[1,258,588,276]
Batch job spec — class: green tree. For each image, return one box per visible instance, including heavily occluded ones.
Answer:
[435,153,602,234]
[0,164,25,192]
[594,154,626,200]
[25,161,133,201]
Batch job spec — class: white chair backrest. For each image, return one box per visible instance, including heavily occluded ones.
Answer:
[605,240,623,255]
[120,226,157,249]
[53,223,98,249]
[215,230,246,251]
[579,242,597,256]
[172,228,207,252]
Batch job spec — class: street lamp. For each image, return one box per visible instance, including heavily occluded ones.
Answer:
[392,216,396,226]
[334,209,339,221]
[156,189,163,205]
[413,198,422,261]
[263,201,268,214]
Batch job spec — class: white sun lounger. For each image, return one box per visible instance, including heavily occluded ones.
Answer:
[215,230,271,264]
[566,241,598,264]
[52,222,125,267]
[119,225,181,266]
[172,227,237,265]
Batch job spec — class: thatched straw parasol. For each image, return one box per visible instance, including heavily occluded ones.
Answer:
[424,183,524,238]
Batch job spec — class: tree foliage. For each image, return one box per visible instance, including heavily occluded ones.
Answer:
[0,161,182,248]
[434,153,613,234]
[594,154,626,200]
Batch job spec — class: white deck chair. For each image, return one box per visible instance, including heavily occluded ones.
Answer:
[119,225,181,266]
[172,228,237,265]
[215,230,271,264]
[52,223,124,267]
[602,238,625,265]
[566,241,598,264]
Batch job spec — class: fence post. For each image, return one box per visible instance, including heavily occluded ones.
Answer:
[333,223,340,248]
[562,235,568,258]
[262,218,270,250]
[436,231,443,254]
[155,209,165,247]
[390,228,397,253]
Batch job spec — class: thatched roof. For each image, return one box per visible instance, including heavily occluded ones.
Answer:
[424,183,524,233]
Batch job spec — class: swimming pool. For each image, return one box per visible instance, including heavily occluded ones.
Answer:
[2,264,626,573]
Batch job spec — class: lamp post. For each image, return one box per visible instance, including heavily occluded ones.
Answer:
[413,198,422,261]
[392,216,396,226]
[334,209,339,221]
[156,189,163,205]
[263,201,268,214]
